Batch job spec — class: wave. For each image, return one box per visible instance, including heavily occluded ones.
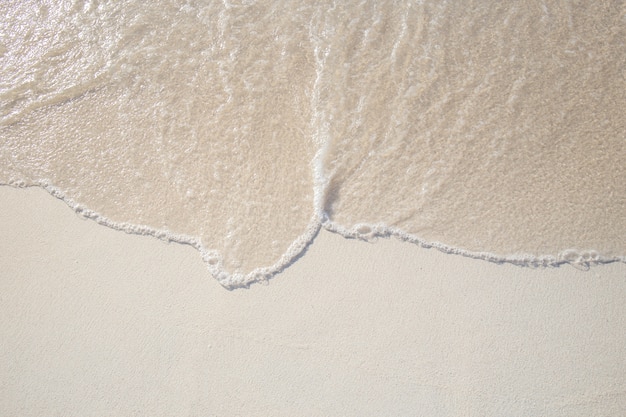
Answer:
[2,175,623,290]
[1,1,625,288]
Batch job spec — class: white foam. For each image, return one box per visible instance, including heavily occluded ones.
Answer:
[6,161,624,291]
[321,217,626,271]
[2,180,324,289]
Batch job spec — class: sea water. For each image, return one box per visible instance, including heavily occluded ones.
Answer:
[1,1,625,287]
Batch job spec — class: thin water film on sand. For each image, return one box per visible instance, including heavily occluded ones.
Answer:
[1,1,625,286]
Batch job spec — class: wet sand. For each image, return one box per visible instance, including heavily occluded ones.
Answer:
[3,2,625,287]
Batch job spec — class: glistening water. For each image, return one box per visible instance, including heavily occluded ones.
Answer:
[2,1,625,287]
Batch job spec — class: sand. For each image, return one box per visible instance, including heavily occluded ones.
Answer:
[2,185,626,416]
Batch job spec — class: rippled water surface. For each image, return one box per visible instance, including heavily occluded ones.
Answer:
[2,1,625,287]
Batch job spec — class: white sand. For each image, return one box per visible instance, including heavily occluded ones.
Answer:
[1,185,626,416]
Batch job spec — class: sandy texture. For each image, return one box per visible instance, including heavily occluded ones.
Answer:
[320,1,626,259]
[2,186,626,416]
[1,1,319,283]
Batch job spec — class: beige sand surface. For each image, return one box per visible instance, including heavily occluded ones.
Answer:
[1,185,626,416]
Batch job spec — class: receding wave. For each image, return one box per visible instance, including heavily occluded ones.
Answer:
[1,1,625,287]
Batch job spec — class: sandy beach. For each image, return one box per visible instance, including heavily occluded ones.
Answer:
[2,1,626,415]
[2,185,625,416]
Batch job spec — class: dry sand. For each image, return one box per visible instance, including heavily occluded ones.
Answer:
[1,186,626,416]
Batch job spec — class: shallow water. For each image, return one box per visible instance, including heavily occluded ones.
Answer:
[1,1,625,287]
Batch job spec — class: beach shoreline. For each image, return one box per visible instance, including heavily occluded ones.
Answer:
[2,186,626,415]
